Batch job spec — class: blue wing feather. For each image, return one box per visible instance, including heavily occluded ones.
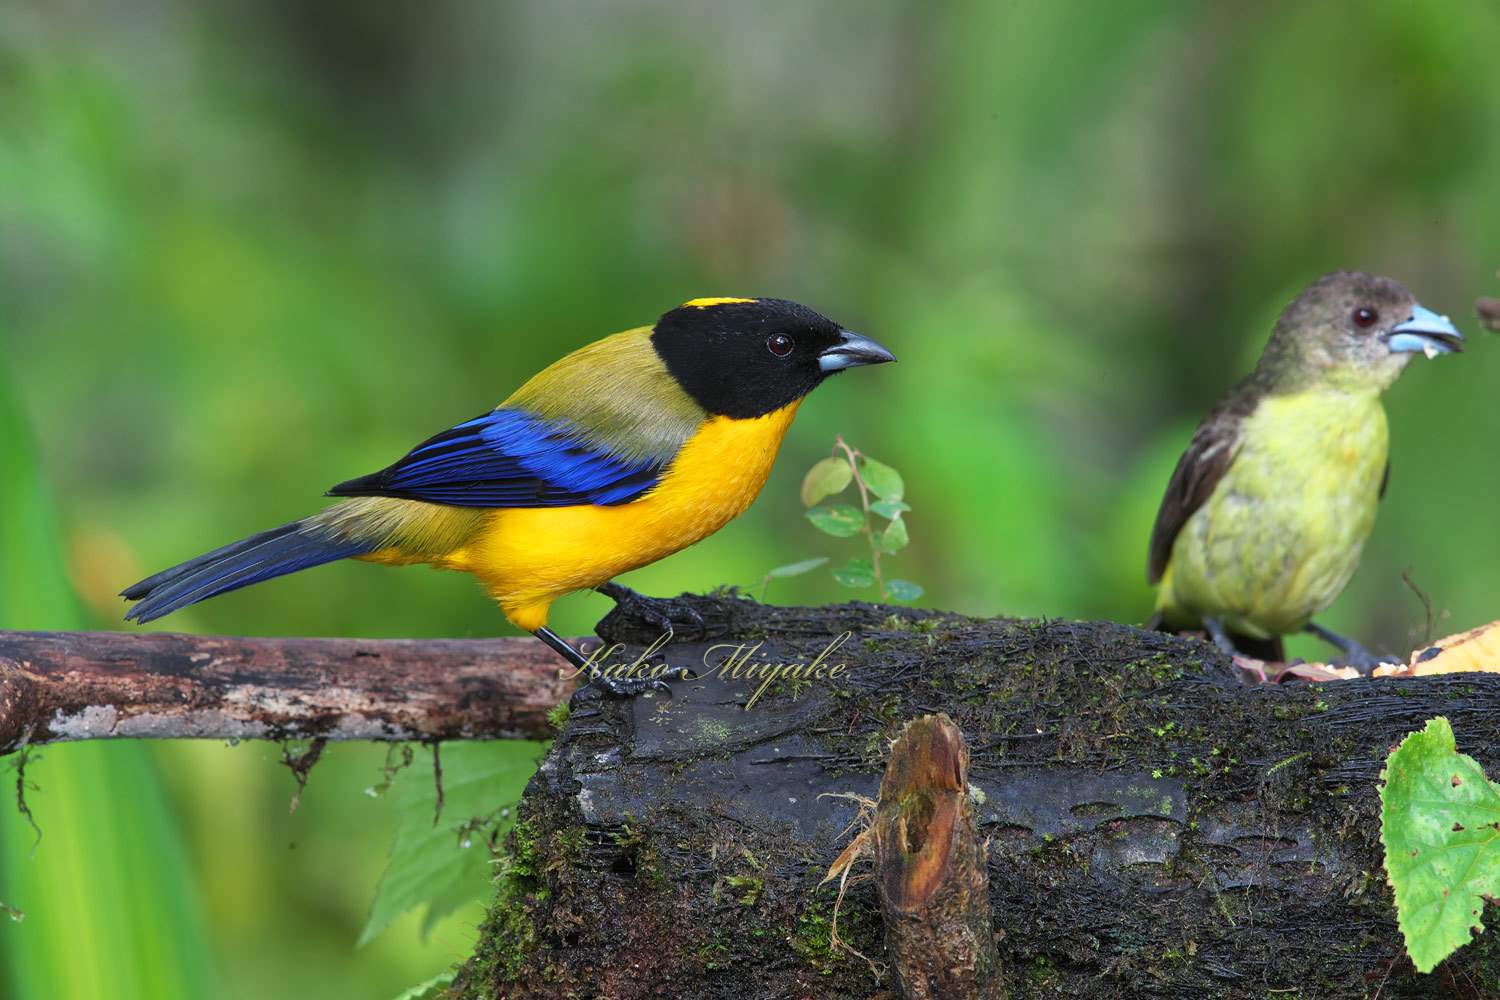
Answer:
[326,408,674,507]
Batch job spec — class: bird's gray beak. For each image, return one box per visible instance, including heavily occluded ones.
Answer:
[1386,304,1465,358]
[818,330,896,372]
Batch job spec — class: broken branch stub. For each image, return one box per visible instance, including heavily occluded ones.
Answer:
[873,713,1004,1000]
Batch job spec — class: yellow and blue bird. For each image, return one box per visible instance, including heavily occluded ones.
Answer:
[1148,271,1462,670]
[123,297,894,695]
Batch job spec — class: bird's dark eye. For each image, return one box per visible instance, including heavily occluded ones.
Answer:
[1353,308,1377,328]
[767,333,793,357]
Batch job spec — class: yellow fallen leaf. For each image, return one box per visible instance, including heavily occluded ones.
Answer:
[1372,621,1500,677]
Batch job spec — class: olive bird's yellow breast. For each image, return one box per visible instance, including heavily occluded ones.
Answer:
[436,401,802,631]
[1157,389,1388,638]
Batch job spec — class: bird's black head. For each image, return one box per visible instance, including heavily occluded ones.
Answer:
[650,297,895,419]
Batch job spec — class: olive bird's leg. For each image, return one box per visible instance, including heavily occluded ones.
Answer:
[1202,617,1242,658]
[531,626,673,705]
[595,581,707,641]
[1304,622,1388,675]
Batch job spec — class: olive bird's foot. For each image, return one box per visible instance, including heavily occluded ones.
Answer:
[595,581,707,642]
[531,626,685,708]
[1202,618,1242,659]
[1305,622,1389,676]
[1201,618,1290,664]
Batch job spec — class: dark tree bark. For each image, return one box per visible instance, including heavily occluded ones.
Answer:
[454,594,1500,1000]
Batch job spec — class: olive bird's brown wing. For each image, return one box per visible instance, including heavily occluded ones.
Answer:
[1146,412,1244,585]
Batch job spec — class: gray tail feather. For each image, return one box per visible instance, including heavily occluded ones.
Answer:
[122,519,376,624]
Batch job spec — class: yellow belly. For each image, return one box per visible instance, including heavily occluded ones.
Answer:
[1156,390,1387,638]
[426,402,801,631]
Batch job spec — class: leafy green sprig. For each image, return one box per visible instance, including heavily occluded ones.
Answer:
[763,436,921,603]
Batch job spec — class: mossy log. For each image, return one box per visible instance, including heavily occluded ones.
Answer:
[454,595,1500,999]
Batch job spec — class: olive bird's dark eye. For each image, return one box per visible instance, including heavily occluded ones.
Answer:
[767,333,793,357]
[1353,308,1377,328]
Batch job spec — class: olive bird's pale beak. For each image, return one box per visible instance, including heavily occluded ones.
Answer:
[1386,304,1465,358]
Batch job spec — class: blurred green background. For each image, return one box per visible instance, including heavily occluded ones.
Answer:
[2,1,1498,996]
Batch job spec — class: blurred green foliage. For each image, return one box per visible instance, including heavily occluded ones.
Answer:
[0,380,216,999]
[2,1,1499,996]
[360,742,541,948]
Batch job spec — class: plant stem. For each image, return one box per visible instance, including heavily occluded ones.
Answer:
[835,434,887,600]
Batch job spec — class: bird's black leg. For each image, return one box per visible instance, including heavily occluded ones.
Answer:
[1305,622,1388,675]
[595,581,707,641]
[532,626,675,705]
[1202,617,1243,658]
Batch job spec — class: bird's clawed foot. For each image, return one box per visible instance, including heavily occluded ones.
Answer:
[567,672,676,707]
[1304,622,1390,676]
[595,581,707,641]
[532,625,689,708]
[1202,618,1389,677]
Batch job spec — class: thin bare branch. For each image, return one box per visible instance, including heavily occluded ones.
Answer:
[0,630,573,753]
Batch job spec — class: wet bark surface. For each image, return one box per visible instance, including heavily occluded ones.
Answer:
[455,594,1500,999]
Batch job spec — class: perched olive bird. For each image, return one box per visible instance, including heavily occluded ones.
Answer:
[123,297,894,695]
[1148,271,1463,670]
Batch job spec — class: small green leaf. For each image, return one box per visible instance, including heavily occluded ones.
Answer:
[767,556,830,578]
[806,504,865,537]
[801,457,853,507]
[831,558,876,588]
[1380,716,1500,973]
[858,457,904,500]
[885,579,924,602]
[390,972,457,1000]
[880,518,909,553]
[870,498,911,520]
